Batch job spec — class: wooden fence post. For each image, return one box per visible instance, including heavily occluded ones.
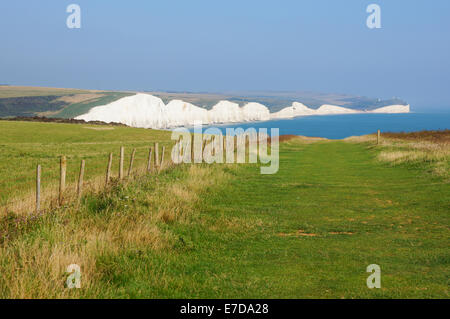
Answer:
[223,135,226,161]
[191,134,194,164]
[106,153,112,185]
[202,137,206,163]
[128,148,136,177]
[147,147,153,173]
[179,137,183,164]
[119,146,124,180]
[36,164,41,213]
[154,143,159,170]
[59,156,66,205]
[77,160,85,202]
[160,146,165,171]
[377,130,381,145]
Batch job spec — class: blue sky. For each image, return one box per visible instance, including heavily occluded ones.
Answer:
[1,0,449,111]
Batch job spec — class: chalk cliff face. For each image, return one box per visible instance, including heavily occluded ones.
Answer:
[206,101,270,123]
[165,100,209,127]
[241,102,271,122]
[75,93,410,129]
[75,94,168,128]
[208,101,242,123]
[369,104,410,113]
[271,102,320,119]
[315,104,360,115]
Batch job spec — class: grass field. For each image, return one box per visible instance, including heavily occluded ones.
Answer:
[0,86,94,99]
[0,121,448,298]
[0,86,132,119]
[0,120,173,209]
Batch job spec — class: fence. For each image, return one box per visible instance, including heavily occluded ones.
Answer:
[30,134,247,214]
[33,142,171,214]
[13,132,275,215]
[8,130,378,215]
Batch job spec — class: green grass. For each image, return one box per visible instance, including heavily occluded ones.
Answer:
[81,140,449,298]
[0,86,92,99]
[195,140,449,298]
[0,120,172,206]
[0,122,448,298]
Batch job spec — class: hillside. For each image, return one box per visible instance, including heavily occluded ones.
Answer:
[0,121,448,298]
[0,86,408,120]
[0,86,132,118]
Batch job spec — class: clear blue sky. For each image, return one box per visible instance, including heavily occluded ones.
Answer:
[1,0,449,111]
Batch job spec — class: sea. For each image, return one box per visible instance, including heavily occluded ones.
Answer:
[197,113,450,139]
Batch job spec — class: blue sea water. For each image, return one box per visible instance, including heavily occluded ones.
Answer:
[199,113,450,139]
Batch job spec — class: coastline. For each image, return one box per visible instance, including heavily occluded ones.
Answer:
[75,93,411,129]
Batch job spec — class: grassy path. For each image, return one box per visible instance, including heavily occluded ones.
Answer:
[98,140,448,298]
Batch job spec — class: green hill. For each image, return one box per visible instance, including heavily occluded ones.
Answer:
[0,86,132,119]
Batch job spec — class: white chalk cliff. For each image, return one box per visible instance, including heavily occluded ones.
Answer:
[75,93,410,129]
[270,102,316,119]
[369,104,410,113]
